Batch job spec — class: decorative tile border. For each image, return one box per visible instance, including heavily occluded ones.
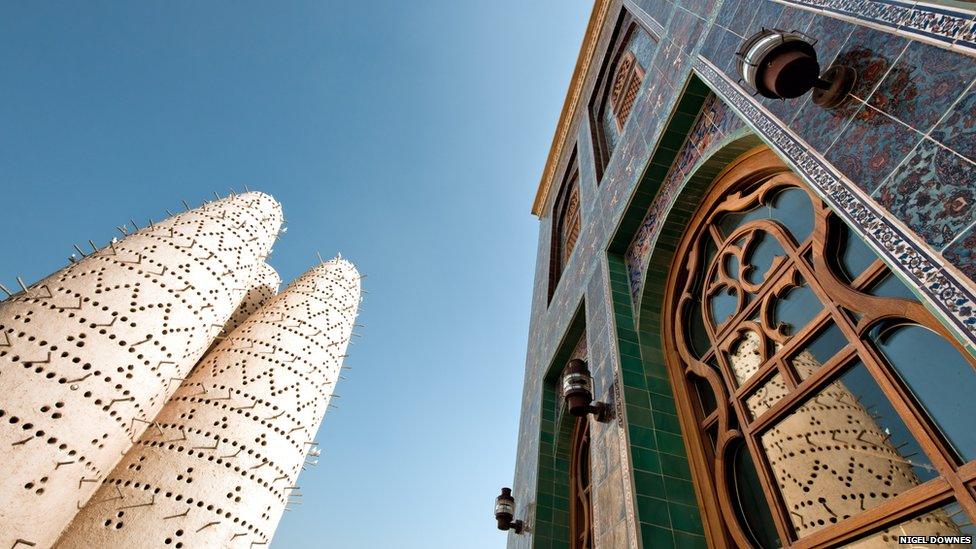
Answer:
[774,0,976,54]
[625,94,745,302]
[694,55,976,349]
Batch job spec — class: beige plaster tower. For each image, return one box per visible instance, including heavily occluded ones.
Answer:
[0,192,282,548]
[55,258,361,548]
[219,262,281,337]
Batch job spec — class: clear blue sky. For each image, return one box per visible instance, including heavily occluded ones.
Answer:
[0,2,588,547]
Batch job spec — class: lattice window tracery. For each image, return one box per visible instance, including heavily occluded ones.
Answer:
[609,51,643,130]
[663,148,976,547]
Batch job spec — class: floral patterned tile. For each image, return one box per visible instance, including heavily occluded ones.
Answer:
[944,224,976,282]
[826,103,924,193]
[788,95,861,154]
[868,40,976,132]
[930,85,976,164]
[876,138,976,249]
[837,24,910,101]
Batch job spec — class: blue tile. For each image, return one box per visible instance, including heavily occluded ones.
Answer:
[877,138,976,249]
[931,86,976,164]
[826,104,923,193]
[868,40,976,132]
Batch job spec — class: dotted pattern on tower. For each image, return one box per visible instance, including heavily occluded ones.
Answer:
[0,192,282,549]
[54,258,361,548]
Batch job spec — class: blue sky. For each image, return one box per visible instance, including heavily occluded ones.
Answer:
[0,2,588,547]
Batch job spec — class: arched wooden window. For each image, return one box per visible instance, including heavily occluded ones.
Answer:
[663,147,976,547]
[589,12,656,181]
[549,161,581,302]
[569,416,593,549]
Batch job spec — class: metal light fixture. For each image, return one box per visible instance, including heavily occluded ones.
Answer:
[736,28,855,108]
[561,359,611,422]
[494,487,524,534]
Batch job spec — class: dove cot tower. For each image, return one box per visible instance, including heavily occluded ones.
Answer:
[0,192,281,548]
[54,259,361,548]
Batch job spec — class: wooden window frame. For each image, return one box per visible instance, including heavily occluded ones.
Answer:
[661,147,976,548]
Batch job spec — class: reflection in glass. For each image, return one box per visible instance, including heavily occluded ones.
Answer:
[791,323,847,380]
[726,330,764,386]
[710,287,739,327]
[836,220,876,283]
[846,501,972,548]
[746,372,787,419]
[871,323,976,462]
[719,187,813,246]
[760,360,938,537]
[730,441,782,548]
[744,232,784,286]
[772,279,822,337]
[869,273,918,302]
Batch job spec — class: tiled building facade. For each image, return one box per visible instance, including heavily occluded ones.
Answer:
[509,0,976,547]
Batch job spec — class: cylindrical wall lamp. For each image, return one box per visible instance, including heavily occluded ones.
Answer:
[561,359,612,422]
[736,29,856,108]
[494,487,524,534]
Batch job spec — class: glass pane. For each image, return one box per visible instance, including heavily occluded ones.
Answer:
[686,299,710,359]
[746,372,788,419]
[771,278,822,337]
[719,187,813,246]
[790,322,848,381]
[760,360,937,538]
[871,323,976,462]
[710,286,739,327]
[730,442,782,548]
[686,237,717,359]
[869,273,918,302]
[725,253,740,281]
[744,232,785,286]
[706,424,718,450]
[694,376,717,417]
[726,330,765,386]
[836,220,876,284]
[847,501,975,548]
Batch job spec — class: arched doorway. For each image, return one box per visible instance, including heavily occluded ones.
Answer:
[661,146,976,546]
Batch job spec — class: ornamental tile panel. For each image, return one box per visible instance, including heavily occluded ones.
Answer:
[876,138,976,249]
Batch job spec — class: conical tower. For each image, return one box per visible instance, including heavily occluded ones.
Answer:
[0,192,282,547]
[54,258,361,547]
